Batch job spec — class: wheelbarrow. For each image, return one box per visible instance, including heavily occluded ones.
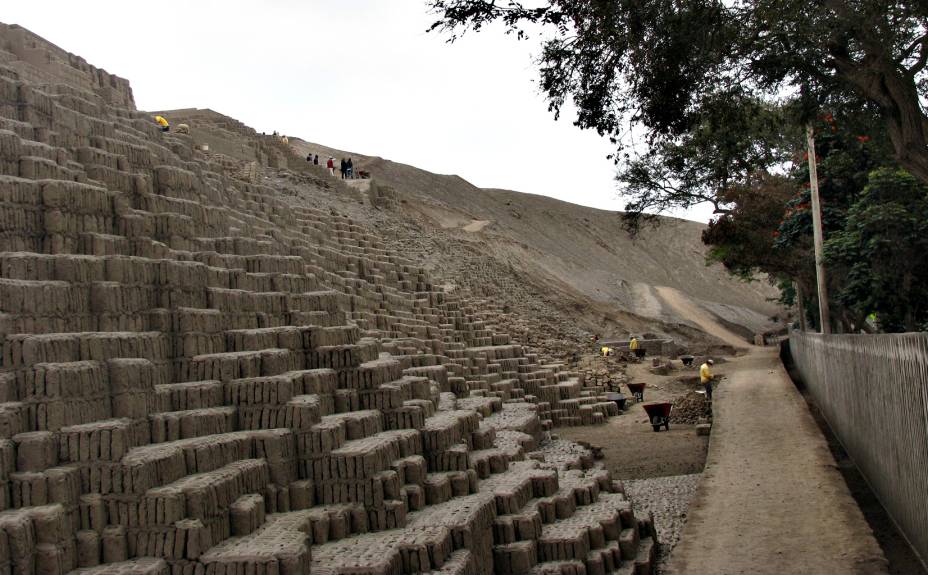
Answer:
[605,392,627,411]
[626,382,646,403]
[643,402,673,432]
[681,355,695,367]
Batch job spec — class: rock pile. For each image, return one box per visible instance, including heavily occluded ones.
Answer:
[0,23,657,575]
[576,356,627,394]
[669,392,710,424]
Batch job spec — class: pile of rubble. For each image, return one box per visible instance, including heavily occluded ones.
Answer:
[0,23,658,575]
[576,356,627,394]
[669,392,710,424]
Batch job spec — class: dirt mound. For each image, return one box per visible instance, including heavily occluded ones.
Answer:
[670,392,711,424]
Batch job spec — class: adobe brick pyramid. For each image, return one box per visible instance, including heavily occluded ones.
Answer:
[0,23,657,575]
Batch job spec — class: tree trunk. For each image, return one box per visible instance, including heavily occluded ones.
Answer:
[833,56,928,184]
[879,74,928,184]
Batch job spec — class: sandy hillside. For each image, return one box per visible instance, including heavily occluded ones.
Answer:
[292,139,781,338]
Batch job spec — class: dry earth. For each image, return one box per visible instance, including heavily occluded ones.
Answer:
[289,138,785,345]
[558,359,712,480]
[668,350,888,575]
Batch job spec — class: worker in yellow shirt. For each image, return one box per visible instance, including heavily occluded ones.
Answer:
[700,359,715,401]
[600,346,611,357]
[154,115,170,132]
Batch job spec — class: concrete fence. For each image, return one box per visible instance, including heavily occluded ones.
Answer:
[788,331,928,568]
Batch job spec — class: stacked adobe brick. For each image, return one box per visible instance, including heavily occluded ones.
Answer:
[0,23,655,575]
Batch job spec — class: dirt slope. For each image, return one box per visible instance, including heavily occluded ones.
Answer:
[292,139,781,341]
[656,287,757,349]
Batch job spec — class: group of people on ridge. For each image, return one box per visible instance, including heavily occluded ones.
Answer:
[307,154,356,180]
[337,157,355,179]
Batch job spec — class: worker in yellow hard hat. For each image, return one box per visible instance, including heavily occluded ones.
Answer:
[154,115,170,132]
[700,359,715,401]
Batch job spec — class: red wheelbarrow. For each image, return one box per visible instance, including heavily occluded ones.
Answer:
[627,382,646,403]
[643,402,673,432]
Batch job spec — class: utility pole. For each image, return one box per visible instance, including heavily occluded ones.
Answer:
[796,283,808,332]
[806,124,831,334]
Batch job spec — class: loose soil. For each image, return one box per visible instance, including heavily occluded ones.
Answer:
[655,286,755,349]
[558,358,712,479]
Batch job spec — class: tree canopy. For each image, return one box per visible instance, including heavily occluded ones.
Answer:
[428,0,928,225]
[825,169,928,331]
[703,112,928,332]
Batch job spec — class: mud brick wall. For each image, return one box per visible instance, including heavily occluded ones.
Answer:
[0,24,657,575]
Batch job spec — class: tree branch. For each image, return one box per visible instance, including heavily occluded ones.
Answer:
[905,35,928,74]
[897,33,928,63]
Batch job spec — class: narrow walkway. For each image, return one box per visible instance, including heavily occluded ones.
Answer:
[667,349,888,574]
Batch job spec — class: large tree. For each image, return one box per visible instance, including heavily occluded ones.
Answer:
[428,0,928,223]
[825,168,928,331]
[702,111,928,332]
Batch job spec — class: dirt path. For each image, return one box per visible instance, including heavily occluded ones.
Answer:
[462,219,492,233]
[666,348,888,574]
[655,286,754,348]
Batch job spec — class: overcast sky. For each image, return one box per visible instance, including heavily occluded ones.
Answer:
[3,1,713,221]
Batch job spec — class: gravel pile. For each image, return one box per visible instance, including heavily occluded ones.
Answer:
[624,473,702,571]
[669,391,709,424]
[532,437,594,470]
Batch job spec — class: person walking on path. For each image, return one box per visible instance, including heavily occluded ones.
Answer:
[347,158,354,179]
[340,158,348,179]
[327,157,335,177]
[313,154,319,165]
[700,359,715,401]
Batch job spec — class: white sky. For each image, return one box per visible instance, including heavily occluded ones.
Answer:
[3,0,714,222]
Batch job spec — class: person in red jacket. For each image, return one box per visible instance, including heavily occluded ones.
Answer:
[326,157,335,177]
